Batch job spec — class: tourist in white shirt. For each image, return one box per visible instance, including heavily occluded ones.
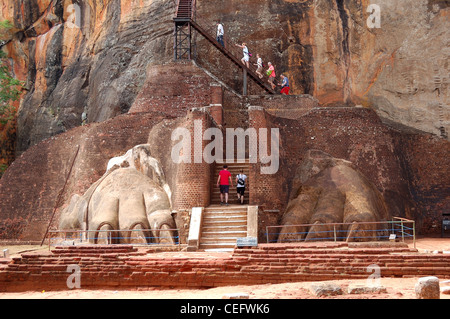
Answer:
[254,54,263,79]
[217,22,224,47]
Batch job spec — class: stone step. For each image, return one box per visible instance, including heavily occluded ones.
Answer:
[202,219,247,227]
[202,225,247,232]
[202,230,248,238]
[203,208,247,215]
[201,238,247,245]
[204,206,247,211]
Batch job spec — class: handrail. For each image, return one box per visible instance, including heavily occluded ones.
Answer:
[193,11,271,79]
[174,0,275,94]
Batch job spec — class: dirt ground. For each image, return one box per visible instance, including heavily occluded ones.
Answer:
[1,237,450,299]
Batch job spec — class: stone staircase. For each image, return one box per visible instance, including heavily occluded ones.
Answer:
[211,160,250,205]
[199,204,248,250]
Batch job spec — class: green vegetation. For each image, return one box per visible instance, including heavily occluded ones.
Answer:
[0,20,23,178]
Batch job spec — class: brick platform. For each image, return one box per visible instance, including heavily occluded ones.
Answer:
[1,242,450,292]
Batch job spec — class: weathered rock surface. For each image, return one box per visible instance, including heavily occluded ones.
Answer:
[59,144,177,245]
[1,0,448,158]
[309,282,343,297]
[415,276,440,299]
[278,149,390,242]
[1,0,175,154]
[347,284,387,295]
[196,0,449,137]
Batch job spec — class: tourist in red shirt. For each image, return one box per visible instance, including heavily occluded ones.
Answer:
[216,165,233,205]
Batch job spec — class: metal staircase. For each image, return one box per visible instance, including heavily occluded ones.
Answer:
[173,0,275,95]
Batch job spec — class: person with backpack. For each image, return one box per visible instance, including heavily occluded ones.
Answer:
[236,169,247,205]
[217,165,233,205]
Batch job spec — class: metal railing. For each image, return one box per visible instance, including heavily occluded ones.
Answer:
[192,10,273,83]
[48,229,180,249]
[174,0,275,93]
[266,218,415,248]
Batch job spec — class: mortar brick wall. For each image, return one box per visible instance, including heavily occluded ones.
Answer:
[392,132,450,234]
[2,243,450,292]
[129,62,215,117]
[172,108,214,210]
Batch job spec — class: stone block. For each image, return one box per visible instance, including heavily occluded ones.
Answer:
[347,284,387,294]
[415,276,440,299]
[309,282,343,297]
[222,293,250,299]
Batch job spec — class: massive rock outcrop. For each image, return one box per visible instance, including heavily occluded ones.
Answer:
[1,0,175,154]
[196,0,449,137]
[0,1,448,242]
[0,0,447,158]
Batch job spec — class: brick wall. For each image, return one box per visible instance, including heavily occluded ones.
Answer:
[2,243,450,292]
[247,106,448,236]
[172,108,215,210]
[246,94,319,120]
[393,132,450,234]
[129,62,215,117]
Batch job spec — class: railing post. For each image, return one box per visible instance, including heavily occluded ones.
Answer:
[243,68,248,96]
[333,225,337,242]
[401,220,404,242]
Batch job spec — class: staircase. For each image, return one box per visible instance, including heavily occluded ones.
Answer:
[174,0,275,94]
[199,205,248,250]
[211,159,250,205]
[175,0,193,19]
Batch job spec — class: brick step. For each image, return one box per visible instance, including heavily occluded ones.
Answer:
[3,245,450,292]
[232,247,418,256]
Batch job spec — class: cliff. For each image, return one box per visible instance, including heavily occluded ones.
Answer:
[0,0,448,156]
[0,0,448,241]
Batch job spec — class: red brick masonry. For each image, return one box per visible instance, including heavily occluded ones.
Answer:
[1,243,450,292]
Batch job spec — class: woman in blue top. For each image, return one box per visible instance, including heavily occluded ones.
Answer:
[279,74,290,95]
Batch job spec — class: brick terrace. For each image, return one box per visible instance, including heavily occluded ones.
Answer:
[1,242,450,292]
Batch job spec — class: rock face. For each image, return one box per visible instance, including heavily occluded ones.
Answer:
[278,150,390,242]
[0,0,447,158]
[1,0,175,154]
[196,0,449,137]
